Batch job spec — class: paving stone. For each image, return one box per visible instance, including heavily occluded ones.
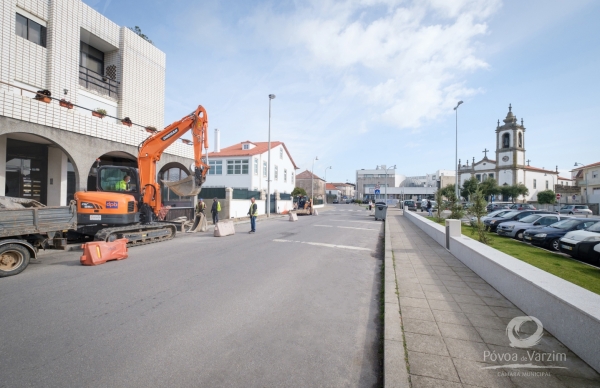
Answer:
[489,306,525,318]
[402,306,435,322]
[421,284,449,293]
[410,375,463,388]
[452,294,487,305]
[480,297,516,308]
[556,375,600,387]
[452,358,513,388]
[437,322,484,342]
[509,373,569,388]
[407,351,460,382]
[403,318,441,336]
[432,309,472,326]
[543,351,600,381]
[399,297,430,309]
[424,291,455,301]
[418,278,446,286]
[473,288,504,299]
[428,299,463,313]
[440,279,469,288]
[458,302,497,317]
[475,327,511,347]
[466,313,507,330]
[405,332,449,356]
[444,337,492,362]
[446,286,478,296]
[399,288,427,299]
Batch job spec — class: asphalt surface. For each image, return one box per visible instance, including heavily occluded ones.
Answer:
[0,204,383,388]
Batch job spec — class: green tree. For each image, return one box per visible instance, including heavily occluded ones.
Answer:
[480,178,501,199]
[291,187,307,197]
[130,26,153,44]
[500,184,514,202]
[466,186,491,245]
[515,183,529,202]
[440,184,456,200]
[461,177,479,201]
[537,190,556,205]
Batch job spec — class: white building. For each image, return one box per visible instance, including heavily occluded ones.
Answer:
[458,105,558,202]
[205,140,298,194]
[1,0,194,206]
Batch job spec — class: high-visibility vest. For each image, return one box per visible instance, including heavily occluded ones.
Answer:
[217,201,221,211]
[249,203,258,216]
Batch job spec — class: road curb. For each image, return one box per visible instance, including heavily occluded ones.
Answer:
[383,214,411,388]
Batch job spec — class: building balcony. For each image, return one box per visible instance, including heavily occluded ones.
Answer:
[78,66,118,99]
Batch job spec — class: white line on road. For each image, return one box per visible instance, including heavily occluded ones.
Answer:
[273,239,372,251]
[337,226,379,231]
[315,225,334,227]
[330,220,378,224]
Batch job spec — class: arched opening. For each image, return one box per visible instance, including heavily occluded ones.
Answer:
[502,133,510,148]
[87,151,137,191]
[518,132,523,148]
[1,133,80,206]
[158,162,193,207]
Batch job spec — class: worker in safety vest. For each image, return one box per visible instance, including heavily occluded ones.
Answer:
[116,175,131,191]
[196,198,206,215]
[211,197,221,224]
[248,197,258,233]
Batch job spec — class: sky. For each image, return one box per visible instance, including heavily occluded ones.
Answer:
[84,0,600,184]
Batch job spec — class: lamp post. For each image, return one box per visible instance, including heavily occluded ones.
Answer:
[385,165,396,203]
[453,101,463,201]
[324,166,332,203]
[324,166,332,182]
[574,162,588,204]
[266,94,275,217]
[311,156,319,205]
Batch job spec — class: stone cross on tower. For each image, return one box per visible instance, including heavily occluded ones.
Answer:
[526,159,531,166]
[483,148,489,158]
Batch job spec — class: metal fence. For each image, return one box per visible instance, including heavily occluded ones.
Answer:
[313,198,324,205]
[280,193,292,200]
[233,188,261,200]
[78,66,119,98]
[199,187,226,199]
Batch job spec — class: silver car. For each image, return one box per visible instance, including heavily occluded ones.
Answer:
[470,209,512,226]
[559,205,593,216]
[496,214,563,240]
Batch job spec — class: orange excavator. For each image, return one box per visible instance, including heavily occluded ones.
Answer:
[74,105,210,246]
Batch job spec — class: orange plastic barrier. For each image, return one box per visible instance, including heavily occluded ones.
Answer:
[80,238,128,266]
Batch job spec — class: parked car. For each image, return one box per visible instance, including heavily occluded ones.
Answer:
[496,214,562,240]
[470,209,512,226]
[523,219,599,251]
[332,199,339,204]
[509,203,537,211]
[402,200,417,211]
[484,210,554,232]
[486,203,511,213]
[559,205,593,216]
[345,199,351,204]
[559,222,600,263]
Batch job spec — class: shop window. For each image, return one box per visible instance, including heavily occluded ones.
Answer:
[5,139,48,203]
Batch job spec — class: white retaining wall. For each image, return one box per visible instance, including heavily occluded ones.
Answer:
[404,210,600,373]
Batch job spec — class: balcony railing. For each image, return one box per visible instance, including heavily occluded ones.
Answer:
[78,66,118,98]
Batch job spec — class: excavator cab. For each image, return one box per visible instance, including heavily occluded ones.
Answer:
[97,166,141,200]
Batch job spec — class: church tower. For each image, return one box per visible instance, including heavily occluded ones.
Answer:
[495,104,526,186]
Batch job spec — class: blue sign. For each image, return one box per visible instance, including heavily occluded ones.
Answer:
[491,195,495,202]
[106,201,119,209]
[374,189,380,195]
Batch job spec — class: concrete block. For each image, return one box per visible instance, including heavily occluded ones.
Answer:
[445,219,461,237]
[313,209,318,216]
[214,221,235,237]
[289,212,298,221]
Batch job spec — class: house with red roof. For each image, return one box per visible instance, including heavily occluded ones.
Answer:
[205,140,298,194]
[325,183,341,203]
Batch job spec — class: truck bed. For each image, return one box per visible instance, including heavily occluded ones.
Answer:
[0,205,77,238]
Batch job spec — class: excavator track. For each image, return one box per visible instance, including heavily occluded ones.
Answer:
[94,223,177,247]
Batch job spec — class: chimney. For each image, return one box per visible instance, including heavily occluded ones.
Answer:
[214,128,220,153]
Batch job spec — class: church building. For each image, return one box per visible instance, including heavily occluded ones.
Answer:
[458,105,558,202]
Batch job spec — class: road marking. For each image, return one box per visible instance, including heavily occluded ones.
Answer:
[315,225,333,227]
[315,225,379,231]
[330,219,378,224]
[273,239,371,251]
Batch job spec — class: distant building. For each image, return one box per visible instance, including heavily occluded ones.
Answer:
[356,167,405,200]
[571,162,600,208]
[458,105,559,202]
[325,183,341,203]
[296,170,325,201]
[206,140,298,194]
[331,182,355,199]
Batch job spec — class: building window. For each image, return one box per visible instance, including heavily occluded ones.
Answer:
[227,160,249,175]
[253,158,258,175]
[489,173,494,180]
[274,166,279,181]
[482,173,488,181]
[518,132,523,148]
[546,180,549,189]
[284,169,287,182]
[593,170,598,179]
[476,174,481,182]
[263,161,267,177]
[291,172,294,184]
[533,179,536,189]
[280,148,283,159]
[15,13,47,48]
[208,160,222,175]
[80,42,104,75]
[502,133,510,148]
[242,144,249,150]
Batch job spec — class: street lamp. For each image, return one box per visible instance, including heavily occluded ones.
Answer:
[324,166,332,182]
[385,165,396,203]
[574,162,588,204]
[266,94,275,217]
[454,100,463,201]
[311,156,319,205]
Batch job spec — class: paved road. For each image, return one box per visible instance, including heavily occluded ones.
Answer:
[0,205,383,388]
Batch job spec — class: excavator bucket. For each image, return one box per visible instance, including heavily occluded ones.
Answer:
[162,175,202,197]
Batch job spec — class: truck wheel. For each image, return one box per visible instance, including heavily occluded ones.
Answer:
[0,244,31,277]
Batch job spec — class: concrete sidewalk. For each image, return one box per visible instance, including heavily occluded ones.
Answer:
[387,207,600,388]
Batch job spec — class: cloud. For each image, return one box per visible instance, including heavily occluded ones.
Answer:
[245,0,500,130]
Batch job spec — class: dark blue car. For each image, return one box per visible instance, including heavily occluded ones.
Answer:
[522,219,600,251]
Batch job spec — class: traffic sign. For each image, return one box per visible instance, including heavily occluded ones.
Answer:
[375,184,381,190]
[572,195,576,200]
[374,189,381,195]
[556,193,561,200]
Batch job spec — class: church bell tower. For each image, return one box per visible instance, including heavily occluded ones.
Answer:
[496,104,526,185]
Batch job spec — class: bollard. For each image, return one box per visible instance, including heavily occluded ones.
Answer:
[445,219,461,250]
